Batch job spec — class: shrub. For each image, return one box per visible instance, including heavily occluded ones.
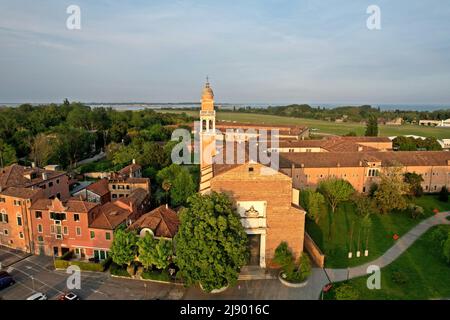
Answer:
[439,187,449,203]
[443,236,450,265]
[275,243,311,283]
[430,227,449,248]
[54,258,105,272]
[109,263,131,277]
[273,242,294,268]
[141,269,171,282]
[391,271,408,285]
[407,204,425,219]
[334,283,359,300]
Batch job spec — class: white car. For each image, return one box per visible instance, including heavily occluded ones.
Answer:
[26,292,48,300]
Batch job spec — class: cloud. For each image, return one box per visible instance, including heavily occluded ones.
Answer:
[0,0,449,104]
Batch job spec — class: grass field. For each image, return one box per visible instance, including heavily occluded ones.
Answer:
[160,110,450,139]
[306,195,450,268]
[323,225,450,300]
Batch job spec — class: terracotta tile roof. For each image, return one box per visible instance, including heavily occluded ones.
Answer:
[89,202,133,230]
[0,164,65,189]
[128,205,180,238]
[0,187,42,199]
[30,198,98,213]
[86,178,110,196]
[125,177,150,184]
[279,151,450,168]
[115,188,148,208]
[118,163,141,175]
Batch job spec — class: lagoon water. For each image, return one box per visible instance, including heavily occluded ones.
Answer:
[1,102,449,112]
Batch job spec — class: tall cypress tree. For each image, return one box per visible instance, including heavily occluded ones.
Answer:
[365,116,379,136]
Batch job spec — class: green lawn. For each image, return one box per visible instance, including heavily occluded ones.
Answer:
[324,225,450,300]
[158,110,450,139]
[307,195,450,268]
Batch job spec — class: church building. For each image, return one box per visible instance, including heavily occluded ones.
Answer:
[198,80,306,268]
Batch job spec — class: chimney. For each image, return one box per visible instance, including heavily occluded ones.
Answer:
[358,146,363,152]
[301,163,305,168]
[132,159,136,165]
[31,162,36,168]
[42,172,48,180]
[359,161,363,167]
[165,203,169,209]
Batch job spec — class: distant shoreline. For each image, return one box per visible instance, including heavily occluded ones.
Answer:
[1,102,449,112]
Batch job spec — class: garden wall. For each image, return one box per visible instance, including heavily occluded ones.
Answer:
[304,232,325,268]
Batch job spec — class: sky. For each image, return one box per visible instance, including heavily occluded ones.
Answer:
[1,0,450,105]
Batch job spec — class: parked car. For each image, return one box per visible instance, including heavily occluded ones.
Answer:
[0,272,15,290]
[26,292,48,300]
[58,292,80,301]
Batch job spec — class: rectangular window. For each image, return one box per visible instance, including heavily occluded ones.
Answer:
[50,212,66,221]
[0,198,5,203]
[38,224,43,233]
[63,226,68,235]
[4,229,8,236]
[13,200,21,206]
[112,185,117,190]
[1,213,9,223]
[105,232,111,240]
[37,236,43,242]
[74,214,80,222]
[49,182,54,187]
[35,211,42,219]
[56,179,60,184]
[17,215,22,226]
[19,232,24,239]
[90,231,95,239]
[76,227,81,236]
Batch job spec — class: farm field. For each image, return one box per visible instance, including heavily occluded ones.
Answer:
[159,109,450,139]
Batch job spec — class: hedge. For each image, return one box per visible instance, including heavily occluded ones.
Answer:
[109,263,131,277]
[141,269,171,282]
[54,256,111,272]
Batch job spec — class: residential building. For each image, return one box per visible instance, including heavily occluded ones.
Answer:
[0,164,70,200]
[29,188,150,260]
[279,151,450,194]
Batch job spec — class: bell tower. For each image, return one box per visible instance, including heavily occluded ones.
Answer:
[199,77,216,169]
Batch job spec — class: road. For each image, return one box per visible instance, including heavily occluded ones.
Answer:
[1,247,323,300]
[0,252,186,300]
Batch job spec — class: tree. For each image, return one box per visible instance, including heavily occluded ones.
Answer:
[170,169,196,207]
[374,166,410,214]
[175,192,249,292]
[157,164,196,207]
[365,116,378,137]
[300,189,325,223]
[109,229,138,266]
[137,233,172,270]
[403,172,424,197]
[318,178,355,213]
[352,193,375,216]
[29,133,54,167]
[439,186,449,203]
[0,140,17,168]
